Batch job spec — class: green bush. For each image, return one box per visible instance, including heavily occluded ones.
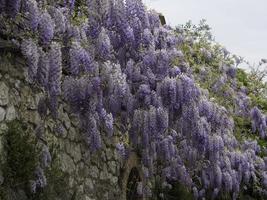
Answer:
[3,120,39,186]
[0,120,40,198]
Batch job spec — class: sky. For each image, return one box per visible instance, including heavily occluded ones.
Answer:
[143,0,267,66]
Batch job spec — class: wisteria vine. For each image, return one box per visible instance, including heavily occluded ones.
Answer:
[1,0,267,199]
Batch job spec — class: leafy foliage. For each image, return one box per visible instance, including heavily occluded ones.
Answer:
[1,120,40,197]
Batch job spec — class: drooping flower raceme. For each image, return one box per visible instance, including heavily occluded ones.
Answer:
[21,39,40,82]
[23,0,40,31]
[38,11,55,45]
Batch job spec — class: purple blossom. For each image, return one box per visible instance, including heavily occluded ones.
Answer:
[48,42,62,96]
[53,123,65,136]
[181,75,200,102]
[87,15,101,38]
[63,76,95,114]
[38,11,55,45]
[97,28,112,60]
[6,0,21,17]
[251,107,266,138]
[166,34,177,48]
[21,39,39,82]
[70,0,75,12]
[158,77,177,107]
[47,42,62,118]
[36,48,49,88]
[123,26,135,44]
[235,91,250,117]
[155,27,168,49]
[137,84,151,106]
[87,116,102,152]
[169,66,181,78]
[0,0,6,13]
[116,143,126,158]
[214,165,222,188]
[34,166,47,189]
[103,110,114,137]
[223,171,233,192]
[212,75,227,93]
[142,28,153,47]
[226,66,237,78]
[40,145,51,168]
[4,0,267,197]
[200,48,212,61]
[148,10,161,28]
[156,107,168,134]
[48,7,66,36]
[23,0,39,31]
[69,42,94,75]
[126,0,149,28]
[130,16,143,48]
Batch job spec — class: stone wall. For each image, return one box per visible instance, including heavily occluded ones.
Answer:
[0,50,138,200]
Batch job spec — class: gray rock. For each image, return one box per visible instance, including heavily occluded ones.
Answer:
[108,161,117,175]
[0,123,8,135]
[72,144,82,163]
[100,164,108,180]
[0,107,6,122]
[85,196,94,200]
[68,176,75,188]
[0,170,4,185]
[89,166,99,179]
[59,110,71,130]
[60,153,76,173]
[111,176,118,185]
[4,74,10,80]
[22,110,40,125]
[5,105,16,121]
[53,123,67,138]
[84,178,94,191]
[9,88,21,106]
[76,185,84,195]
[13,189,28,200]
[85,196,95,200]
[101,151,107,162]
[68,126,81,142]
[69,114,79,127]
[0,82,9,106]
[106,148,113,161]
[15,80,21,89]
[26,95,37,110]
[0,134,4,158]
[65,141,82,163]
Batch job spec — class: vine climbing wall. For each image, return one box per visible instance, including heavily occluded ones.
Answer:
[1,0,267,200]
[0,53,126,200]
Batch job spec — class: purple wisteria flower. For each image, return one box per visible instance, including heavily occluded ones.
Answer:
[38,11,55,45]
